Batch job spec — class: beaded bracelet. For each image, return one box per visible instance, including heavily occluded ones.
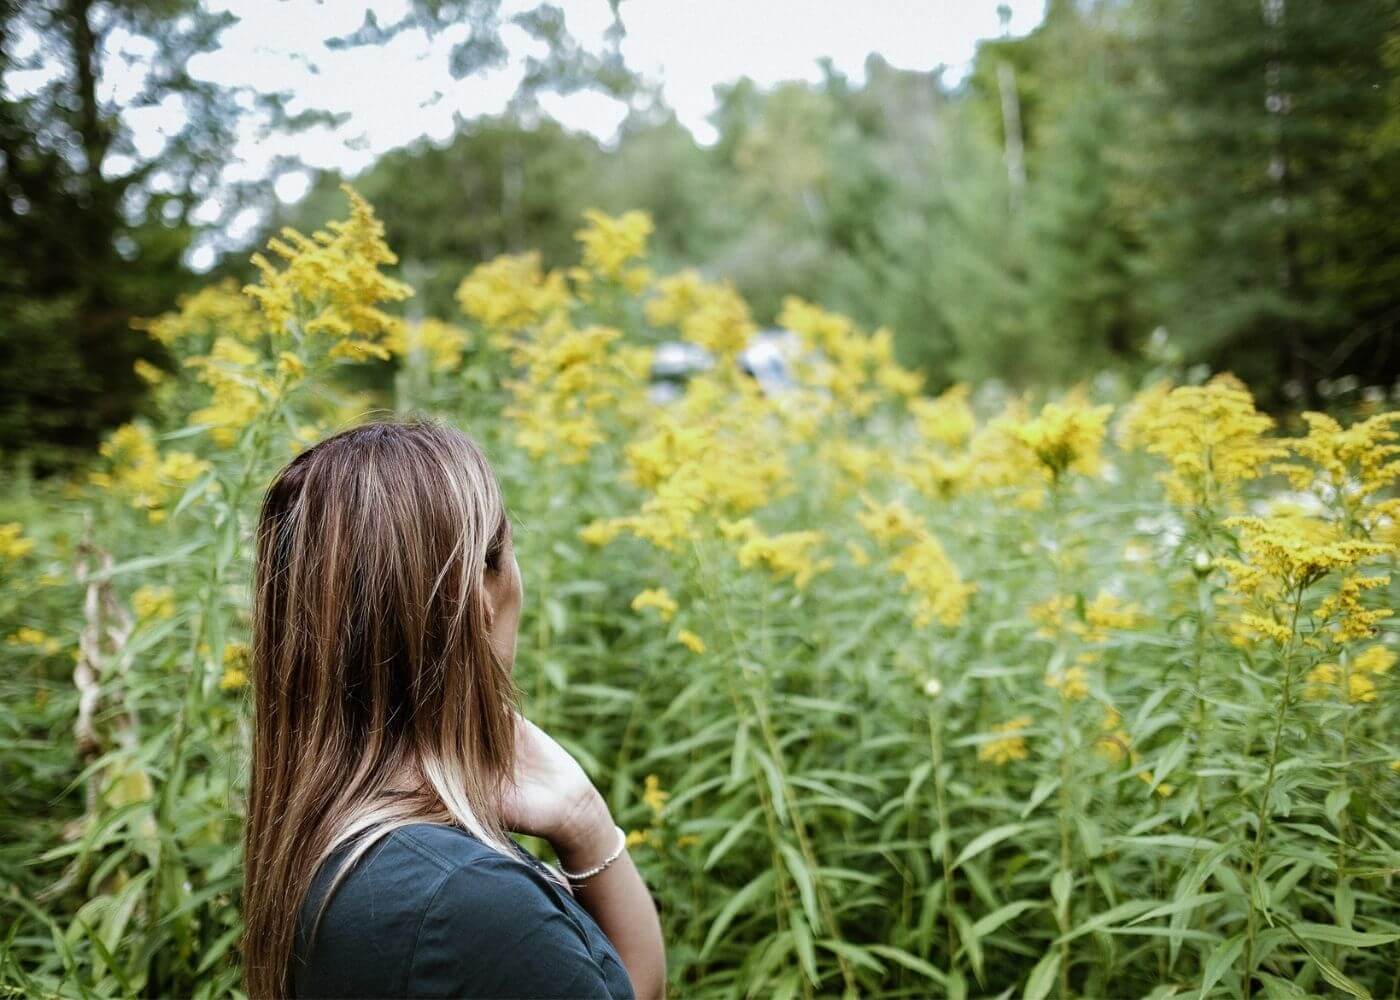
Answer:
[558,824,627,884]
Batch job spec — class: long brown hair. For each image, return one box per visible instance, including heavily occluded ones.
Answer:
[241,420,521,998]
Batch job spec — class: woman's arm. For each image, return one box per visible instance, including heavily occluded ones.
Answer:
[499,714,667,1000]
[553,792,667,1000]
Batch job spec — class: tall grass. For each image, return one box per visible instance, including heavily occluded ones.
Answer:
[1,193,1397,998]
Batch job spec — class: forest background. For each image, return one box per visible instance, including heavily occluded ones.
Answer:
[5,0,1400,470]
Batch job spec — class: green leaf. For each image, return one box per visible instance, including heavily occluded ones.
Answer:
[195,924,243,975]
[1324,787,1351,826]
[1127,892,1230,926]
[1023,949,1061,1000]
[1290,922,1399,948]
[1199,934,1244,998]
[1021,775,1060,819]
[1333,880,1355,931]
[1075,815,1103,860]
[777,841,821,930]
[952,908,982,981]
[700,869,775,959]
[1052,869,1073,920]
[751,749,788,824]
[789,913,820,987]
[703,806,760,871]
[865,945,948,987]
[970,900,1041,939]
[1057,900,1158,944]
[84,540,207,581]
[1277,919,1373,999]
[953,823,1024,870]
[816,938,885,974]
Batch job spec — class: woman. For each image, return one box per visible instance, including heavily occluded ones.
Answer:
[240,420,666,999]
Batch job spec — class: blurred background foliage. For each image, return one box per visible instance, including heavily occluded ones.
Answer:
[5,0,1400,471]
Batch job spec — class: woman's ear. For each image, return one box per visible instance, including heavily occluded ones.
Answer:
[479,572,499,628]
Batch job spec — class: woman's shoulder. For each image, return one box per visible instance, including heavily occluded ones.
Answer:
[294,823,632,999]
[385,821,522,872]
[299,822,555,944]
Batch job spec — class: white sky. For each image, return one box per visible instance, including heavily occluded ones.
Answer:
[8,0,1045,266]
[199,0,1042,186]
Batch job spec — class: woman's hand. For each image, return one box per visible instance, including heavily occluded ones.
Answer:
[500,712,615,865]
[502,715,667,999]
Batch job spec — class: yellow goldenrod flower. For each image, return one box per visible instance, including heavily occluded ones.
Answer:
[243,184,413,362]
[0,522,34,561]
[642,774,669,818]
[979,716,1032,766]
[887,532,975,629]
[1137,771,1175,798]
[1095,706,1131,764]
[501,318,634,466]
[456,252,571,333]
[1122,374,1286,508]
[647,271,755,358]
[1005,390,1114,481]
[277,350,307,380]
[733,527,832,590]
[1081,591,1144,642]
[676,629,706,654]
[1352,644,1396,675]
[1029,594,1076,641]
[219,643,251,691]
[818,439,892,495]
[133,358,166,384]
[856,495,924,547]
[574,209,653,282]
[631,588,678,622]
[902,448,975,502]
[775,296,907,414]
[1304,663,1379,704]
[1216,513,1392,646]
[1045,665,1090,701]
[644,269,707,327]
[132,278,264,349]
[7,627,61,654]
[183,338,269,446]
[1275,410,1400,515]
[579,519,625,548]
[132,585,176,622]
[1314,573,1394,644]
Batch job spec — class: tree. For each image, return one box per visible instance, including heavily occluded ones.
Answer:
[1,0,641,465]
[1023,2,1147,381]
[0,0,248,466]
[276,118,606,320]
[1137,0,1400,399]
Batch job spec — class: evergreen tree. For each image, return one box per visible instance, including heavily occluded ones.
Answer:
[1024,2,1147,381]
[1137,0,1400,399]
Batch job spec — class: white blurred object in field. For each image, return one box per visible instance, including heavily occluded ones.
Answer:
[647,328,807,403]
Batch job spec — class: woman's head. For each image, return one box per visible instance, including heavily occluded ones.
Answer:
[241,419,522,997]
